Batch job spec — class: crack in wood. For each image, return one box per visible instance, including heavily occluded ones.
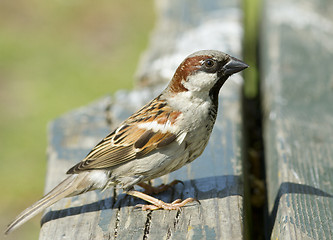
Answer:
[143,211,152,240]
[107,233,112,240]
[164,209,182,240]
[113,187,118,203]
[165,227,172,240]
[113,209,121,239]
[173,209,181,228]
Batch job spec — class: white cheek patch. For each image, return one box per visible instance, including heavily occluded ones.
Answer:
[182,71,218,91]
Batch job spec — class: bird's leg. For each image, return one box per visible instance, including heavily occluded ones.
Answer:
[125,189,196,210]
[137,180,183,195]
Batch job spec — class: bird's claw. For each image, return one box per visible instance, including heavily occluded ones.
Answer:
[134,197,197,211]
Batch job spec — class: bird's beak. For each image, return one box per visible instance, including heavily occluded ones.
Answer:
[223,57,249,75]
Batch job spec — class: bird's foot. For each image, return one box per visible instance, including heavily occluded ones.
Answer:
[136,198,196,210]
[126,189,197,211]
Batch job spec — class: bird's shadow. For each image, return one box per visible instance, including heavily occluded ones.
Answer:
[267,181,333,238]
[41,174,242,226]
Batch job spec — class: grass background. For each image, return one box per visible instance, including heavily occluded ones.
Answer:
[0,0,154,239]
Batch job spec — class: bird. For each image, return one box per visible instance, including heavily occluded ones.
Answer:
[5,50,248,234]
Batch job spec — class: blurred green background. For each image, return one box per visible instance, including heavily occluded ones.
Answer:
[0,0,154,239]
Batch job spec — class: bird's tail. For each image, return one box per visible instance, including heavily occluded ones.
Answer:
[5,172,94,235]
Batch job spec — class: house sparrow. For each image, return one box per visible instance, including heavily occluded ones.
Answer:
[5,50,248,234]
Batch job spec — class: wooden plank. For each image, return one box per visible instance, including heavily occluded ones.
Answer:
[39,0,247,239]
[261,0,333,239]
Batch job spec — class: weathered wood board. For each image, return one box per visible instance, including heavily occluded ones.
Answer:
[261,0,333,239]
[39,0,247,239]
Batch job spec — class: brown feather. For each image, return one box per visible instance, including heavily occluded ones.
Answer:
[67,97,182,174]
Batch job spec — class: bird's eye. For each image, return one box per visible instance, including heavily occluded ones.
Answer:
[204,59,216,68]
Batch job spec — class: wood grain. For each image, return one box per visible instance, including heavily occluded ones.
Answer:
[261,0,333,239]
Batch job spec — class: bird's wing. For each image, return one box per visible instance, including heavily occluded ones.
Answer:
[67,96,183,174]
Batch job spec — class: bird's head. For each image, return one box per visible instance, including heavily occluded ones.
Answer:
[166,50,248,102]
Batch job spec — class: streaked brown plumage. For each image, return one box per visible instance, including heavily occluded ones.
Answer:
[67,96,180,174]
